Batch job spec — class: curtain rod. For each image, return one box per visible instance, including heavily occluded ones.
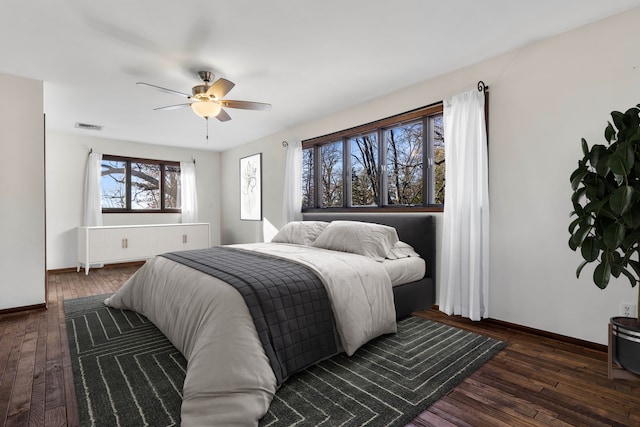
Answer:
[478,81,489,92]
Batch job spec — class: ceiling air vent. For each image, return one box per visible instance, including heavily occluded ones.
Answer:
[75,122,103,131]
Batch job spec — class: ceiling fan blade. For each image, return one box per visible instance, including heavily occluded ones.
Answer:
[137,82,191,98]
[215,108,232,122]
[207,78,235,99]
[153,103,192,111]
[221,100,272,111]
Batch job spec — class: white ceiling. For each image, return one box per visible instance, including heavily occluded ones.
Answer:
[2,0,639,151]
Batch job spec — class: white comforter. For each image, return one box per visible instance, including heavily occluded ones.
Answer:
[104,243,396,426]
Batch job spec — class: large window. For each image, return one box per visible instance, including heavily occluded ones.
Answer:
[101,155,181,213]
[302,104,444,210]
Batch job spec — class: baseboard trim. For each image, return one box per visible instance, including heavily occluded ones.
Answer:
[484,317,607,353]
[428,305,607,353]
[48,261,145,275]
[0,303,46,317]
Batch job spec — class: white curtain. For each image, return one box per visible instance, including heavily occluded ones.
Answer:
[180,161,198,223]
[83,152,103,227]
[439,88,489,321]
[282,140,302,224]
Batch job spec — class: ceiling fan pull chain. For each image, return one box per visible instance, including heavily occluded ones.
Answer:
[206,117,209,141]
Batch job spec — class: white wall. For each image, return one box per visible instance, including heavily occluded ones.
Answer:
[46,131,221,270]
[0,73,45,310]
[221,7,640,345]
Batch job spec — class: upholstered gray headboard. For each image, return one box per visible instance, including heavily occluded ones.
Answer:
[302,212,436,286]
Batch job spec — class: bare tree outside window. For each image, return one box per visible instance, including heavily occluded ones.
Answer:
[164,165,181,209]
[350,134,378,206]
[302,147,314,207]
[386,122,423,205]
[301,104,446,210]
[321,141,343,207]
[100,155,181,212]
[432,115,445,204]
[101,160,127,208]
[131,162,161,209]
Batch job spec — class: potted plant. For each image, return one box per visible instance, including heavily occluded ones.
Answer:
[569,103,640,376]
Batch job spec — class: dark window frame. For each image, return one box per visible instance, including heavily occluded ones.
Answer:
[101,154,181,214]
[302,103,445,213]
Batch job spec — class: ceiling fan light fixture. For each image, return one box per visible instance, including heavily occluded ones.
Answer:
[190,100,222,119]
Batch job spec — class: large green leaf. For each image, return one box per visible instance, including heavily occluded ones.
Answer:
[595,151,610,176]
[609,142,633,177]
[612,111,625,132]
[593,259,611,289]
[609,250,623,277]
[568,235,578,251]
[581,138,589,156]
[623,107,640,128]
[590,145,602,168]
[571,224,592,247]
[605,122,616,143]
[580,237,600,262]
[603,222,626,249]
[609,185,634,216]
[568,215,585,234]
[570,167,588,191]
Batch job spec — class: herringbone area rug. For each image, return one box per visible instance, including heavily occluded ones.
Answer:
[65,294,505,427]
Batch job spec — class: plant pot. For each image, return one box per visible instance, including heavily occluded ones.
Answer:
[611,316,640,376]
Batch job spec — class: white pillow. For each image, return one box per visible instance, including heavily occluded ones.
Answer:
[311,220,399,261]
[386,241,420,260]
[271,221,329,245]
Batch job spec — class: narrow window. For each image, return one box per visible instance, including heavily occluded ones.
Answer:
[164,164,181,209]
[131,162,161,209]
[321,141,343,207]
[432,114,445,205]
[302,147,315,208]
[101,159,127,209]
[386,121,423,206]
[350,133,379,207]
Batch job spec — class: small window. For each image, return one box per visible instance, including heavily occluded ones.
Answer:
[386,121,423,206]
[320,141,344,207]
[302,148,315,208]
[350,133,379,206]
[101,155,181,213]
[164,165,181,209]
[100,159,127,209]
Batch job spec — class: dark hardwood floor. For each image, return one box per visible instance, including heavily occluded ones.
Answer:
[1,265,639,426]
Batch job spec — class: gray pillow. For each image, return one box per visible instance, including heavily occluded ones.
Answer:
[312,220,399,261]
[271,221,329,245]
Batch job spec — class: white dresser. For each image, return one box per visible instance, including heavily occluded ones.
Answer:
[77,223,210,274]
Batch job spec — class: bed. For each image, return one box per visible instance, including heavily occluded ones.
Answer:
[303,212,436,318]
[104,213,436,426]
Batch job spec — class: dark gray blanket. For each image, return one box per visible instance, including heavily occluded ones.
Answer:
[160,246,337,385]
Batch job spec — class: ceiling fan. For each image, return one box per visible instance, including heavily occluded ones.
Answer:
[137,70,271,125]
